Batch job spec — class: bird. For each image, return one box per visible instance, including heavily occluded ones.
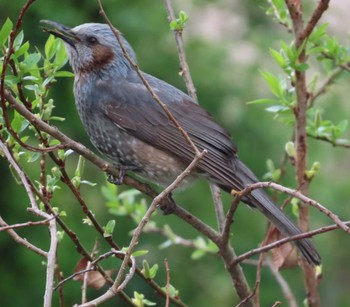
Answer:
[41,20,321,265]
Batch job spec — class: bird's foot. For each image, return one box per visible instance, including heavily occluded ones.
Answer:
[107,166,127,185]
[158,193,177,215]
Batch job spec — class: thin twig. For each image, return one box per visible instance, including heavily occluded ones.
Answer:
[163,0,198,101]
[165,259,171,307]
[239,181,350,234]
[163,0,226,250]
[232,220,350,265]
[267,0,292,32]
[78,150,206,306]
[44,218,58,307]
[0,218,51,231]
[0,216,48,258]
[266,258,297,307]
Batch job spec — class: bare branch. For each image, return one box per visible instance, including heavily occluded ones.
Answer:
[165,259,171,307]
[44,218,58,307]
[266,258,297,307]
[163,0,198,101]
[239,181,350,234]
[77,149,206,306]
[0,216,48,258]
[233,220,350,265]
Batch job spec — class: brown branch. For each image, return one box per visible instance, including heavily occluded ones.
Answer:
[244,181,350,233]
[4,88,193,307]
[284,2,331,305]
[78,150,207,306]
[0,218,51,231]
[0,216,48,258]
[163,0,198,101]
[308,134,350,148]
[0,138,57,306]
[233,220,350,266]
[299,0,330,46]
[163,0,227,256]
[309,67,343,107]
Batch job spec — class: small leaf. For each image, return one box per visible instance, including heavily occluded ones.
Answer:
[260,70,284,98]
[103,219,116,237]
[45,34,56,60]
[132,250,149,257]
[265,105,288,113]
[247,98,277,105]
[270,48,287,68]
[13,30,24,50]
[54,71,74,77]
[22,53,41,69]
[0,18,13,45]
[285,141,296,158]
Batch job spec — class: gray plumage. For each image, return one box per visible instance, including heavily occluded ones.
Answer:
[41,21,321,265]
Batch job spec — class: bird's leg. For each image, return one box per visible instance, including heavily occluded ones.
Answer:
[158,192,177,215]
[107,165,128,185]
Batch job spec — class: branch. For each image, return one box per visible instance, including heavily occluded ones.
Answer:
[78,150,207,306]
[0,216,47,258]
[163,0,198,101]
[299,0,330,46]
[233,220,350,265]
[236,181,350,234]
[163,0,226,247]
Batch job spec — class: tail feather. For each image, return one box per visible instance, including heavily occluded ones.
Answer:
[250,188,321,265]
[220,160,321,265]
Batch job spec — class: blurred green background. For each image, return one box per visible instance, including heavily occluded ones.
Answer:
[1,0,350,306]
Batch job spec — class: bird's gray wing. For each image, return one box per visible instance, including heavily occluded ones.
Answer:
[96,77,321,265]
[96,77,244,190]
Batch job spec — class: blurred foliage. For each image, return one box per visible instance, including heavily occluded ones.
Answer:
[1,0,350,306]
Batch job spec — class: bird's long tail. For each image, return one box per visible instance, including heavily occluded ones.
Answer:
[225,160,321,266]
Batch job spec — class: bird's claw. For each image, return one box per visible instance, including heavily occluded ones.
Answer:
[107,166,127,185]
[158,193,177,215]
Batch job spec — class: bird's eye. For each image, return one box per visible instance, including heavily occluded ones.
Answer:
[87,36,98,44]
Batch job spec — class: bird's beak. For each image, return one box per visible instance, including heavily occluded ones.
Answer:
[40,20,79,48]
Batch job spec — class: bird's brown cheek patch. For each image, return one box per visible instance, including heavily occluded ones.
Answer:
[92,45,115,69]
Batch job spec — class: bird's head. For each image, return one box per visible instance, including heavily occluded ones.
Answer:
[41,20,137,77]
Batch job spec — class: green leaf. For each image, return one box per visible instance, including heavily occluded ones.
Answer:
[45,35,56,60]
[27,152,41,163]
[260,70,284,98]
[191,249,206,260]
[74,155,85,177]
[269,48,287,68]
[55,40,68,68]
[161,284,179,298]
[103,220,116,237]
[14,41,30,57]
[247,98,277,105]
[309,23,328,44]
[265,105,289,113]
[13,30,24,50]
[0,18,13,45]
[132,250,149,257]
[337,120,348,134]
[54,71,74,77]
[23,53,41,69]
